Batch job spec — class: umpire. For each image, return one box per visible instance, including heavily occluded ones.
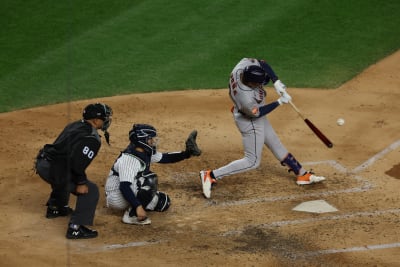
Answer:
[35,103,112,239]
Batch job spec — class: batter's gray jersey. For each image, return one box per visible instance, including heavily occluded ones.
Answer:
[105,151,163,210]
[212,58,289,179]
[229,58,266,117]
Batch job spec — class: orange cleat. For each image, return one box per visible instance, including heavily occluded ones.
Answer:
[297,171,326,185]
[199,170,216,198]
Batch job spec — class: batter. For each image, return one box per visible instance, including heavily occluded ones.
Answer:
[200,58,325,198]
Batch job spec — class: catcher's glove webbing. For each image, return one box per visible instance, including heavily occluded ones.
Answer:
[185,130,201,157]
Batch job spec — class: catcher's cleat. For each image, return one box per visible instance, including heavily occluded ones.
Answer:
[46,206,73,219]
[66,225,98,239]
[122,208,151,225]
[200,170,216,199]
[296,172,326,185]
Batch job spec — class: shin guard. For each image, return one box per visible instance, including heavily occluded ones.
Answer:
[281,153,302,175]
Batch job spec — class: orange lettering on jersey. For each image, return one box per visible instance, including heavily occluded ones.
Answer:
[232,81,237,89]
[252,107,258,114]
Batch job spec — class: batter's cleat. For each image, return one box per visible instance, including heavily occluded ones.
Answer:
[46,206,73,219]
[122,209,151,225]
[200,170,216,199]
[296,172,326,185]
[66,225,98,239]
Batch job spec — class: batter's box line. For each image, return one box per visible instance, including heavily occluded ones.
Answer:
[210,139,400,207]
[215,165,372,208]
[351,139,400,173]
[222,208,400,237]
[299,242,400,257]
[72,240,162,253]
[216,183,371,208]
[303,139,400,174]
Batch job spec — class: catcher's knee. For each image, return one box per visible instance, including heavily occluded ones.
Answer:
[138,189,171,212]
[154,192,171,212]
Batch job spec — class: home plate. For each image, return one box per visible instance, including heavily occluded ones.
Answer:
[293,200,338,213]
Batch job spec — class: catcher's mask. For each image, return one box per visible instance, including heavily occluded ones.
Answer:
[129,124,158,154]
[83,103,113,132]
[242,65,266,84]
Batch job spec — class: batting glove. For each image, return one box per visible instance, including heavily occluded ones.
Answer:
[273,80,287,95]
[277,92,292,105]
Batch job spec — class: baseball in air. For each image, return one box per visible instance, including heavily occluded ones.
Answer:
[337,118,345,126]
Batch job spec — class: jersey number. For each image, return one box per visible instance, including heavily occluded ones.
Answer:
[82,146,95,159]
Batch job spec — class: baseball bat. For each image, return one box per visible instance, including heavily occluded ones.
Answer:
[289,100,333,148]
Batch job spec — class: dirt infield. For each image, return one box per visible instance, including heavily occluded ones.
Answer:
[1,51,399,266]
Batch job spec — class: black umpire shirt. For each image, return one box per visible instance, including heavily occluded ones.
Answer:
[43,120,101,185]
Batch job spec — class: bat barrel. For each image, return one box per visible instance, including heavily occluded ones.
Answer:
[305,119,333,148]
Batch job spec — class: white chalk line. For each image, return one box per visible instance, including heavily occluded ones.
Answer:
[216,184,371,207]
[223,208,400,236]
[301,242,400,257]
[102,240,161,250]
[223,208,400,257]
[83,140,399,253]
[73,240,161,254]
[219,140,400,256]
[212,139,400,208]
[214,161,372,208]
[352,139,400,173]
[268,208,400,227]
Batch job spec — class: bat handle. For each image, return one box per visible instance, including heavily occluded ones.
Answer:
[289,101,305,120]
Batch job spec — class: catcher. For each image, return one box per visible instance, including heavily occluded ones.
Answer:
[105,123,201,225]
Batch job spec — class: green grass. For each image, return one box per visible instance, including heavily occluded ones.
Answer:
[1,0,399,112]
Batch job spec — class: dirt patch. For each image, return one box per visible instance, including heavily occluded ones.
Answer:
[385,163,400,179]
[1,51,400,266]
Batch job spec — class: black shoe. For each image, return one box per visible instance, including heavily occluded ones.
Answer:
[66,225,98,239]
[46,206,73,219]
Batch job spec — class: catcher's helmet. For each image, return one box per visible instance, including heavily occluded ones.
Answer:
[242,65,266,84]
[83,103,113,131]
[129,124,157,154]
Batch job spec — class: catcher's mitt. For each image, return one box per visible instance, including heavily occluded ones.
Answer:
[185,130,201,157]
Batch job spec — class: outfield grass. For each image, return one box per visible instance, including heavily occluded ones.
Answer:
[1,0,399,112]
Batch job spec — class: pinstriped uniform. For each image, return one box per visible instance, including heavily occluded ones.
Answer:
[105,151,163,209]
[151,151,162,163]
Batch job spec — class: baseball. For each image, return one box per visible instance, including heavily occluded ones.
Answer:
[337,118,345,126]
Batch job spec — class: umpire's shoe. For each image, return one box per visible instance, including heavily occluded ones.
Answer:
[46,206,73,219]
[66,225,98,239]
